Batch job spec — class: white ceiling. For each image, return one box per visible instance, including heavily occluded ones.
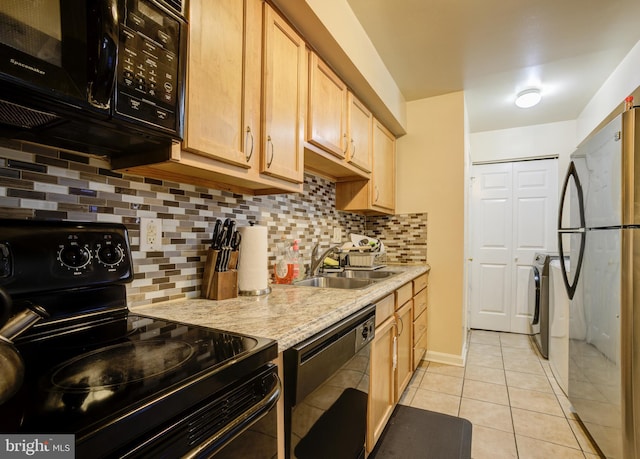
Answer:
[346,0,640,133]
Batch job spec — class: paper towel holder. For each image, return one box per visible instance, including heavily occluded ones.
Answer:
[237,221,271,296]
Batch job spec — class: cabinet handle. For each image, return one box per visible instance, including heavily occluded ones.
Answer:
[397,315,404,335]
[245,126,254,162]
[343,133,348,155]
[267,136,274,168]
[375,185,380,202]
[350,139,356,159]
[392,336,398,369]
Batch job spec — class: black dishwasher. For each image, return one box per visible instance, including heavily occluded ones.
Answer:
[283,304,376,459]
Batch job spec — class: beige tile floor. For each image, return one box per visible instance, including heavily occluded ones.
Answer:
[398,330,603,459]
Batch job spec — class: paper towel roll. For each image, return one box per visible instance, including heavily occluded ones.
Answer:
[237,225,270,295]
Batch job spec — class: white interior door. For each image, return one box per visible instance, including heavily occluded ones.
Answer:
[470,163,513,331]
[470,159,558,333]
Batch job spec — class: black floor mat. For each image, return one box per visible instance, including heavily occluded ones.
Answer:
[369,405,472,459]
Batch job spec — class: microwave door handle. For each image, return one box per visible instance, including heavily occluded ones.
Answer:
[89,0,118,109]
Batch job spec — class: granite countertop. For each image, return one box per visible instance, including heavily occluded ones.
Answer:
[131,264,429,351]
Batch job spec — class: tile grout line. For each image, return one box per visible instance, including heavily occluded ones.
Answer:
[499,333,520,459]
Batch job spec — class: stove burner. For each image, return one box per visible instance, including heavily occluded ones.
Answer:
[50,340,194,391]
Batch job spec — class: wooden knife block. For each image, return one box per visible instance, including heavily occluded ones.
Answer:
[201,249,238,300]
[210,270,237,300]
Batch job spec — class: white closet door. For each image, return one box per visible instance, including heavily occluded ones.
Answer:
[470,159,558,333]
[511,160,558,333]
[470,163,513,331]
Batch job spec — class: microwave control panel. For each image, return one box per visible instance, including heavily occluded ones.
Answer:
[116,0,185,133]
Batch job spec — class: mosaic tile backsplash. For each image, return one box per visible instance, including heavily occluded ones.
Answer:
[0,139,427,307]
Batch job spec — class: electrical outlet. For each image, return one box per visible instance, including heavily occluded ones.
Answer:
[332,227,342,243]
[140,218,162,251]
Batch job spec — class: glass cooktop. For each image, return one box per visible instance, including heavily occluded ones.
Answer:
[0,313,275,441]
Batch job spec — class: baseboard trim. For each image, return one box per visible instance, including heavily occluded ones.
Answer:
[424,348,467,367]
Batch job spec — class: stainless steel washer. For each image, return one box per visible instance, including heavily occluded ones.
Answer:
[528,252,556,358]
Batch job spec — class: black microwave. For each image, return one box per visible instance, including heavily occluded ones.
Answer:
[0,0,186,157]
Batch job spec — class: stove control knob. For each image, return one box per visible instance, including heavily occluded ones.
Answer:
[96,243,125,268]
[58,244,92,270]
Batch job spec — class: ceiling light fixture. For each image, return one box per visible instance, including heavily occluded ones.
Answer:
[515,88,542,108]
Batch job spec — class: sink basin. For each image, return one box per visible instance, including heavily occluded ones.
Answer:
[293,276,376,289]
[324,270,397,280]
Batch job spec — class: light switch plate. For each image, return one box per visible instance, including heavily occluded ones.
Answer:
[332,227,342,243]
[140,218,162,251]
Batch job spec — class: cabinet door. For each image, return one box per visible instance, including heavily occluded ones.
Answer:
[395,299,413,401]
[307,53,347,158]
[185,0,261,169]
[371,119,396,212]
[261,4,306,183]
[413,309,428,370]
[346,92,372,172]
[367,316,395,453]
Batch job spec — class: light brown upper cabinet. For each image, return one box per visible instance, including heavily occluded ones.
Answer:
[346,92,373,173]
[112,0,304,195]
[371,119,396,212]
[335,117,396,215]
[304,53,370,181]
[306,52,348,159]
[182,0,261,169]
[261,4,307,184]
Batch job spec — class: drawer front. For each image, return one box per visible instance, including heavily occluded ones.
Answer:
[413,288,428,317]
[413,328,428,369]
[413,273,428,294]
[395,282,413,309]
[413,308,427,345]
[375,293,395,326]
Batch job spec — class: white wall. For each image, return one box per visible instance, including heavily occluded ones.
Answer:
[469,120,578,193]
[470,120,577,164]
[577,40,640,143]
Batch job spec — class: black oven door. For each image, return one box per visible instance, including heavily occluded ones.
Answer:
[0,0,115,117]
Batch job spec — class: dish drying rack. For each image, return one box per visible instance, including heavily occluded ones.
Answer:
[332,245,384,268]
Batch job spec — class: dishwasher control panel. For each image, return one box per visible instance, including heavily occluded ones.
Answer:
[355,315,375,352]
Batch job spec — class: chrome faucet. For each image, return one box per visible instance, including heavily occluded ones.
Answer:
[309,243,341,277]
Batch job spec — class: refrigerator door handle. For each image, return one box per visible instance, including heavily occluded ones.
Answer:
[557,161,586,300]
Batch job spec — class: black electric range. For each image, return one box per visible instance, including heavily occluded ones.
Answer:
[0,220,278,458]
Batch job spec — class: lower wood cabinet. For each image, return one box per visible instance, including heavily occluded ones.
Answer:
[395,299,413,401]
[367,274,426,453]
[367,309,396,451]
[412,273,429,369]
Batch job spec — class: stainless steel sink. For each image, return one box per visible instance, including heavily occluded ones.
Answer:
[293,270,397,289]
[324,270,397,280]
[293,276,376,289]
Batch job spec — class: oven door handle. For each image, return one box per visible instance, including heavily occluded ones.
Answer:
[183,373,281,459]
